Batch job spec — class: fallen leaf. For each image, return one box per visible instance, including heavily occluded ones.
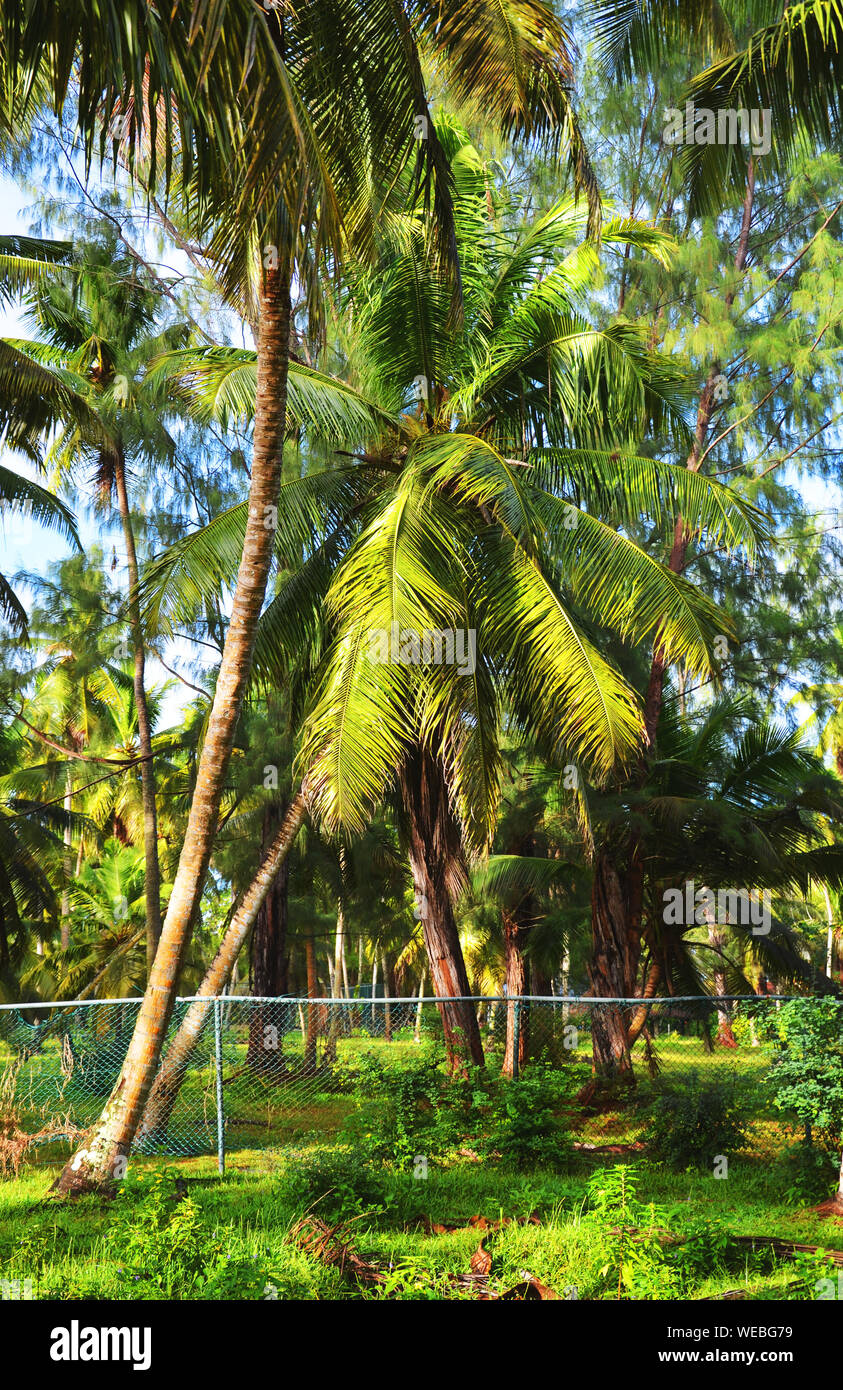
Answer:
[470,1240,493,1277]
[499,1277,560,1300]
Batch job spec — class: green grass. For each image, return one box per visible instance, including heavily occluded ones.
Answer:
[1,1141,840,1301]
[3,1018,840,1299]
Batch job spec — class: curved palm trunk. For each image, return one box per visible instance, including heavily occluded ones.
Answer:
[60,766,73,950]
[113,443,162,976]
[137,791,305,1146]
[398,745,484,1074]
[53,267,293,1193]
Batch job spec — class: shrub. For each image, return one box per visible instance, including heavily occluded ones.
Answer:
[764,998,843,1151]
[646,1074,748,1169]
[280,1146,391,1218]
[480,1063,571,1169]
[109,1170,273,1299]
[342,1050,572,1172]
[342,1050,458,1170]
[773,1143,840,1205]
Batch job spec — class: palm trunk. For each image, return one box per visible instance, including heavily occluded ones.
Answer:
[414,970,425,1043]
[626,958,662,1048]
[382,954,392,1041]
[586,848,643,1085]
[246,801,291,1071]
[502,909,528,1078]
[304,930,319,1073]
[113,442,162,976]
[323,896,346,1064]
[582,166,758,1094]
[708,921,736,1046]
[641,161,755,753]
[137,792,304,1145]
[60,766,73,950]
[501,833,536,1077]
[397,745,484,1073]
[54,266,293,1192]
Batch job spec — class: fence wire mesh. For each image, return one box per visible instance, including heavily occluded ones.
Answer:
[0,994,838,1169]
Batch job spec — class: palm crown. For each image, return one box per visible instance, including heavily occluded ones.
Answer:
[144,123,767,857]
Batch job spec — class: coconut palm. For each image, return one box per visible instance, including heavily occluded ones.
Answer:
[2,0,609,1191]
[0,233,81,630]
[1,229,199,976]
[140,128,764,1075]
[588,0,843,212]
[485,694,843,1079]
[0,717,72,994]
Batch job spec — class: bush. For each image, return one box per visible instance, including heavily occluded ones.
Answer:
[341,1050,458,1170]
[341,1050,571,1172]
[646,1074,748,1169]
[773,1143,840,1205]
[280,1146,391,1218]
[480,1063,571,1169]
[109,1170,274,1299]
[764,998,843,1151]
[580,1164,732,1299]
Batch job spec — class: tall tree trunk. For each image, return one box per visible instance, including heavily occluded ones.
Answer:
[60,766,73,950]
[55,267,293,1192]
[323,893,346,1064]
[382,954,393,1041]
[414,970,426,1043]
[113,443,162,976]
[501,833,537,1075]
[397,745,484,1073]
[304,930,319,1073]
[246,801,290,1071]
[708,920,736,1046]
[586,849,643,1084]
[502,909,528,1078]
[137,792,305,1145]
[641,160,755,752]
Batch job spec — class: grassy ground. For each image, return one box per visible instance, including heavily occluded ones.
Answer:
[1,1134,841,1300]
[3,1016,841,1300]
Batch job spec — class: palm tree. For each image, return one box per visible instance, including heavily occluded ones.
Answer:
[141,131,763,1079]
[680,1,843,213]
[2,0,602,1192]
[489,695,843,1079]
[0,716,69,994]
[2,229,197,975]
[0,233,81,629]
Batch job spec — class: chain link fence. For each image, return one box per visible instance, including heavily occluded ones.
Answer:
[0,994,838,1171]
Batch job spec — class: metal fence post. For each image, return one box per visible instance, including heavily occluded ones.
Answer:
[214,995,225,1176]
[512,997,521,1080]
